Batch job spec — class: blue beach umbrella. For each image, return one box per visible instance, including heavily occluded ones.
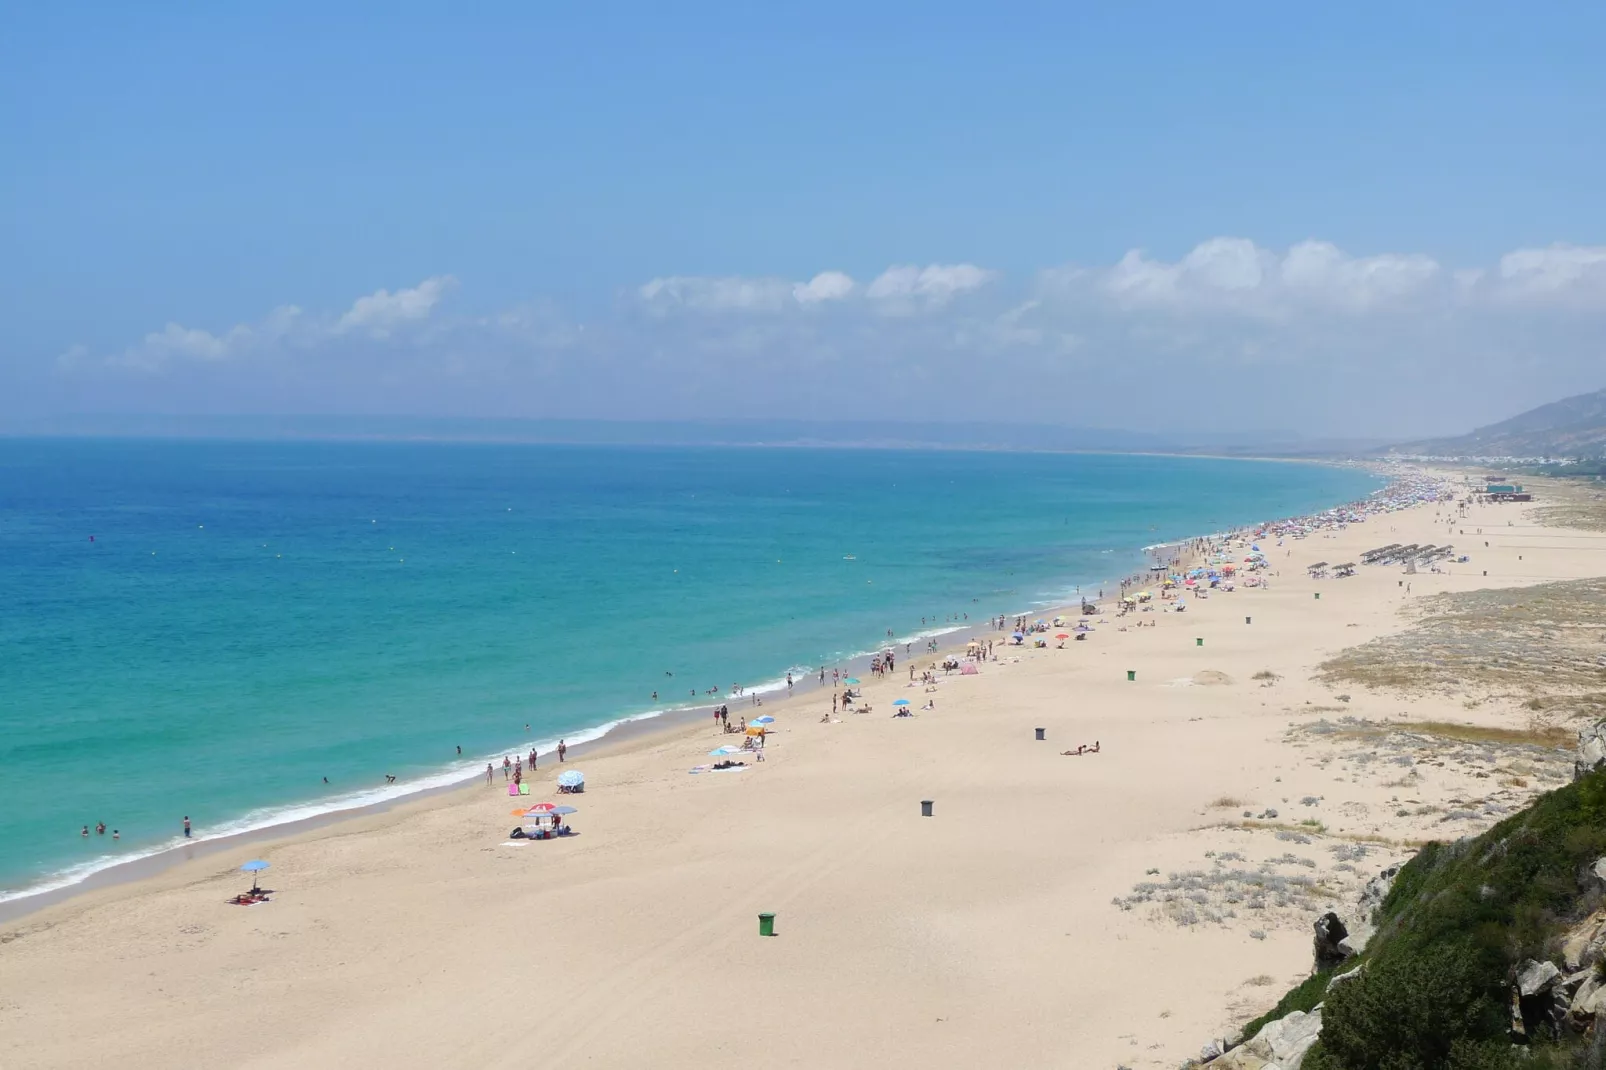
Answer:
[752,715,775,725]
[240,859,269,890]
[893,699,910,706]
[843,678,860,685]
[710,745,743,756]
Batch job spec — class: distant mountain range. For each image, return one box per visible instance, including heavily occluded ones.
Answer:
[1387,386,1606,458]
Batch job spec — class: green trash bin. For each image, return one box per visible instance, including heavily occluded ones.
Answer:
[758,913,776,937]
[1126,670,1135,681]
[1195,637,1203,647]
[1314,592,1321,600]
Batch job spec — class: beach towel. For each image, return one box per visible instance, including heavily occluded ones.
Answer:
[507,783,518,796]
[518,782,530,795]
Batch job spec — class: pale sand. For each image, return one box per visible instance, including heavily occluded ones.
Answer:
[4,476,1604,1070]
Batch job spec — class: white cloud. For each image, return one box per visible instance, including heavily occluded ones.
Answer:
[337,276,456,335]
[60,242,1606,440]
[638,275,794,312]
[640,270,858,312]
[1278,241,1440,307]
[867,263,994,305]
[793,271,856,305]
[1493,244,1606,304]
[1090,238,1440,315]
[90,280,444,369]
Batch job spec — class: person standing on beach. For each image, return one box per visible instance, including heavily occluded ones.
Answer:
[558,739,566,762]
[529,748,538,771]
[486,763,494,784]
[503,756,511,780]
[183,815,191,839]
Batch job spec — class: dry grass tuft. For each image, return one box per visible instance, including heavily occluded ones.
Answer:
[1209,795,1246,809]
[1410,720,1575,749]
[1315,577,1606,720]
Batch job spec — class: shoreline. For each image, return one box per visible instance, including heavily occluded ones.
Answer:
[0,460,1390,922]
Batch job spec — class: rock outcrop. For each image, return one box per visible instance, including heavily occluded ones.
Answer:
[1576,719,1606,781]
[1563,909,1606,970]
[1313,912,1353,972]
[1206,1008,1323,1070]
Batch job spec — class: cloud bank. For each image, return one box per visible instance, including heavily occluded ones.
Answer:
[54,242,1606,440]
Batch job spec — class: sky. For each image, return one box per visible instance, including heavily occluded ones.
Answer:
[3,2,1604,441]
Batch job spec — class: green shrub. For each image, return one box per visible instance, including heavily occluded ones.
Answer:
[1248,771,1606,1069]
[1317,942,1506,1068]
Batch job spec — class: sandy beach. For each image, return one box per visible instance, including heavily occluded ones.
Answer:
[5,468,1605,1070]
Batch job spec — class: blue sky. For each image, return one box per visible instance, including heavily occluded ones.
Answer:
[4,3,1604,438]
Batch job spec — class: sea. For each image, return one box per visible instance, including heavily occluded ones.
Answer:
[0,438,1384,903]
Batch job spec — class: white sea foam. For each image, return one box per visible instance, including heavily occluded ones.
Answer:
[0,709,664,907]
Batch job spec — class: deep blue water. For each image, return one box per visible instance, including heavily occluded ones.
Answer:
[0,439,1382,899]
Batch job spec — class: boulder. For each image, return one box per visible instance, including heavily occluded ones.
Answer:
[1326,962,1365,993]
[1200,1039,1225,1061]
[1208,1048,1274,1070]
[1314,912,1353,971]
[1242,1007,1323,1070]
[1517,959,1561,997]
[1577,720,1606,781]
[1562,910,1606,970]
[1355,864,1400,927]
[1588,857,1606,894]
[1569,973,1602,1026]
[1577,982,1606,1022]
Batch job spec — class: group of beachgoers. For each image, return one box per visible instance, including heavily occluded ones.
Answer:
[77,814,192,847]
[487,739,569,787]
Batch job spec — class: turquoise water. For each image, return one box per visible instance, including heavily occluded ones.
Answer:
[0,439,1382,900]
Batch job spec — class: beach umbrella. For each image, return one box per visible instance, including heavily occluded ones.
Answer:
[1056,633,1070,639]
[1011,631,1024,639]
[510,808,530,816]
[843,678,860,685]
[556,769,584,789]
[240,859,270,891]
[752,715,775,725]
[960,664,978,675]
[710,745,743,756]
[893,699,910,706]
[524,802,557,813]
[550,805,577,815]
